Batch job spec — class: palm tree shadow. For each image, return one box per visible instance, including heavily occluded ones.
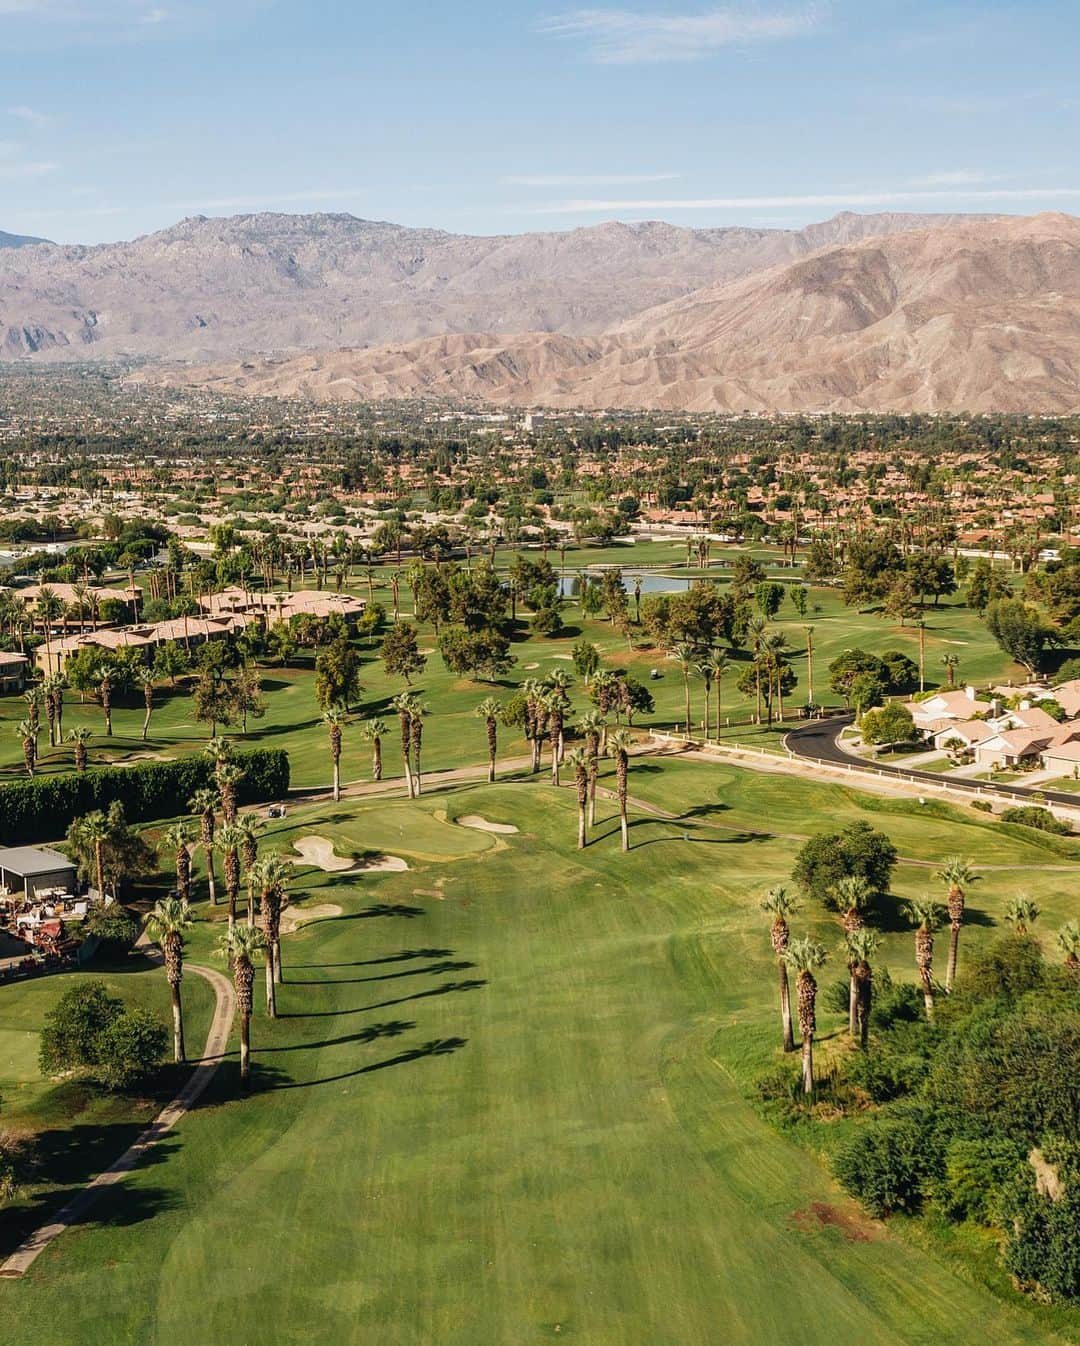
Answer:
[270,1036,469,1089]
[260,1019,416,1054]
[285,959,475,986]
[279,978,487,1019]
[288,947,453,970]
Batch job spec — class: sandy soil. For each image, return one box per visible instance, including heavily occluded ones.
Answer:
[289,836,357,872]
[280,903,343,934]
[456,815,519,835]
[359,854,409,872]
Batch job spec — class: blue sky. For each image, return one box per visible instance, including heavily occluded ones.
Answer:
[1,0,1078,243]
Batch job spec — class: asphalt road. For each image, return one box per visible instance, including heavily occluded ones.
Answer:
[784,714,1080,814]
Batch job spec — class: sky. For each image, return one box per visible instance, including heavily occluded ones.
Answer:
[1,0,1078,244]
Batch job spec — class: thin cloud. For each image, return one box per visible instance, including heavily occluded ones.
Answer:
[525,186,1080,213]
[8,103,54,125]
[504,172,681,187]
[540,5,820,64]
[908,170,1000,187]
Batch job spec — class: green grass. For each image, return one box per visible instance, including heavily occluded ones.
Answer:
[0,570,1023,800]
[1,759,1076,1344]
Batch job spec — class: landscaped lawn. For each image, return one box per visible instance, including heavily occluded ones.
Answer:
[0,561,1022,803]
[1,758,1076,1345]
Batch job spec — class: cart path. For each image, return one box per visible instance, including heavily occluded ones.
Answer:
[0,956,235,1280]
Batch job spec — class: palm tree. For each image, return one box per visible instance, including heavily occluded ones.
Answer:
[138,669,156,741]
[936,856,979,992]
[409,700,428,795]
[390,692,416,798]
[906,898,942,1021]
[940,652,960,688]
[577,711,606,827]
[189,787,219,904]
[15,719,37,777]
[699,652,727,737]
[217,923,266,1085]
[323,707,346,802]
[475,697,501,783]
[1057,921,1080,972]
[566,747,590,849]
[831,874,873,1033]
[161,821,196,904]
[545,669,573,762]
[217,821,246,934]
[251,853,290,1015]
[68,725,92,773]
[79,810,110,900]
[803,626,815,705]
[363,717,387,782]
[782,937,828,1093]
[541,692,564,786]
[42,673,63,747]
[215,761,245,825]
[761,886,800,1052]
[95,664,115,736]
[1004,895,1040,937]
[845,928,880,1050]
[147,896,195,1062]
[607,729,633,852]
[668,641,696,734]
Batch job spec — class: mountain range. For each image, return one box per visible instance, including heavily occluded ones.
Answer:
[4,208,1080,413]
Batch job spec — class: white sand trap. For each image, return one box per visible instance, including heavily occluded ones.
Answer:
[552,653,573,661]
[524,662,540,670]
[280,903,342,934]
[359,854,409,873]
[457,814,519,835]
[289,835,358,872]
[113,751,173,766]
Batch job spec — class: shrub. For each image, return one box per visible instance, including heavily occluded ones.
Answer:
[846,1047,930,1104]
[936,1137,1024,1223]
[38,979,166,1091]
[971,799,993,813]
[0,747,290,845]
[832,1115,934,1216]
[95,1007,169,1090]
[1000,1140,1080,1302]
[84,906,139,950]
[792,820,898,904]
[1000,806,1071,835]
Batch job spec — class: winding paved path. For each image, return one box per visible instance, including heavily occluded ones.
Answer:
[0,958,235,1280]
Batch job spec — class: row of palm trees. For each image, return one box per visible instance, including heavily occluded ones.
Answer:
[145,738,294,1081]
[764,860,1080,1093]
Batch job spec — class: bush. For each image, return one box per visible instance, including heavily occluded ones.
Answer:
[846,1047,930,1103]
[1000,806,1071,835]
[971,799,993,813]
[936,1137,1023,1223]
[0,747,290,845]
[792,820,898,904]
[832,1115,935,1216]
[38,979,166,1091]
[84,906,139,950]
[95,1007,169,1090]
[1000,1140,1080,1302]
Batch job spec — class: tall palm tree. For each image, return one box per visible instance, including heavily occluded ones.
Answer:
[607,729,633,852]
[215,761,245,825]
[147,896,195,1062]
[217,923,266,1085]
[409,700,428,796]
[940,652,960,688]
[667,641,696,734]
[390,692,415,798]
[95,664,115,736]
[782,937,828,1094]
[761,886,800,1052]
[323,707,346,802]
[545,668,573,762]
[68,725,92,773]
[251,853,290,1014]
[138,669,156,741]
[845,927,880,1050]
[475,697,501,782]
[831,874,873,1033]
[189,787,219,904]
[15,719,37,777]
[1057,921,1080,972]
[217,821,246,934]
[1004,895,1040,937]
[699,652,727,738]
[803,626,815,706]
[936,856,979,992]
[161,821,195,904]
[79,810,110,900]
[566,747,590,849]
[577,711,606,827]
[363,717,387,782]
[906,898,942,1021]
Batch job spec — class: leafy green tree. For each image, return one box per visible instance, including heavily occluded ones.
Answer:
[985,598,1050,677]
[860,702,916,746]
[437,626,514,681]
[793,820,897,905]
[314,636,361,710]
[380,621,427,686]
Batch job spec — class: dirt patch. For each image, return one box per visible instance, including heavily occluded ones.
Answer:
[289,835,357,872]
[280,902,343,934]
[1030,1148,1064,1201]
[456,814,519,835]
[790,1203,881,1243]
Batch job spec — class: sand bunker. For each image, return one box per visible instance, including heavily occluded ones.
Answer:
[280,903,342,934]
[359,854,409,873]
[289,836,358,872]
[456,815,519,835]
[524,662,540,670]
[552,653,573,661]
[112,751,173,766]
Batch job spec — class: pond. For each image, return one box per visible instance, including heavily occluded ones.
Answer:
[558,571,695,598]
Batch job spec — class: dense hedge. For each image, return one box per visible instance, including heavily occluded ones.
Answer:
[0,748,290,844]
